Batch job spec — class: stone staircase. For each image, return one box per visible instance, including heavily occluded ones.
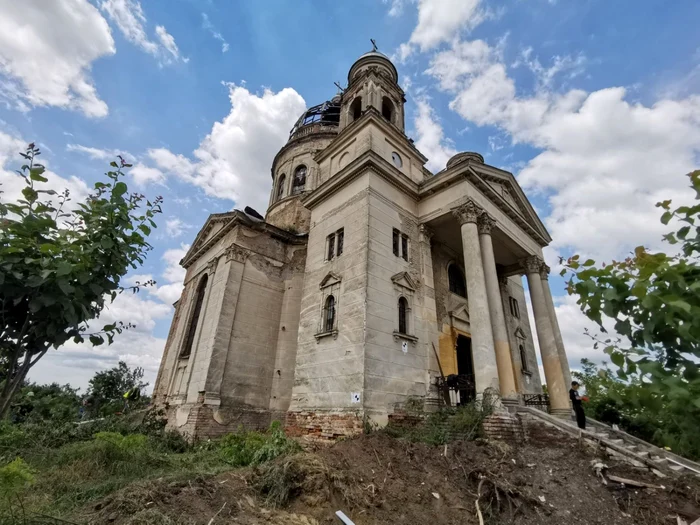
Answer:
[518,406,700,478]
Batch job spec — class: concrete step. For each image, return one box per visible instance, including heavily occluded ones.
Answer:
[609,438,625,446]
[669,464,686,472]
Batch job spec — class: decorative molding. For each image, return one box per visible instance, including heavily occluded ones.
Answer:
[477,213,496,235]
[452,198,482,225]
[314,329,338,342]
[319,272,342,290]
[206,256,220,275]
[540,264,551,281]
[522,255,544,274]
[514,327,527,340]
[393,331,418,344]
[391,271,417,293]
[225,244,250,264]
[418,223,433,242]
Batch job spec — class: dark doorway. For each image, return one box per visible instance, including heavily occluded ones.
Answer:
[456,335,476,403]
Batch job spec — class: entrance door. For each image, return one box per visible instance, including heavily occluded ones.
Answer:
[456,335,476,403]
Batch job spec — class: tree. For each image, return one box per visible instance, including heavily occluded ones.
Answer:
[0,144,162,418]
[561,171,700,459]
[88,360,148,411]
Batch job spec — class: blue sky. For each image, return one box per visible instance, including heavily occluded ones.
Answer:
[1,0,699,390]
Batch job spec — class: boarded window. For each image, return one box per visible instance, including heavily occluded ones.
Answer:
[448,264,466,297]
[324,295,336,332]
[398,297,408,334]
[180,274,208,358]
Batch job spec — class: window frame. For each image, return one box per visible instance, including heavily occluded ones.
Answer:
[327,232,336,260]
[448,263,467,297]
[509,296,520,319]
[519,344,530,373]
[323,295,336,333]
[291,165,307,195]
[336,228,344,257]
[179,273,209,359]
[276,174,286,201]
[398,296,408,334]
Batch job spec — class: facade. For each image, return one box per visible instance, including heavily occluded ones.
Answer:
[152,49,573,440]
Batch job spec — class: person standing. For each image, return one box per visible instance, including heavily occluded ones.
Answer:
[569,381,586,429]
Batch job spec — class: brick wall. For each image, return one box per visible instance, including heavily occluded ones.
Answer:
[285,411,364,442]
[166,402,272,441]
[482,413,524,442]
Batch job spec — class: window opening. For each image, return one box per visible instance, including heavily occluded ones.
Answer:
[448,264,467,297]
[401,234,409,261]
[324,295,336,332]
[180,274,208,358]
[276,175,286,201]
[392,228,400,257]
[520,344,529,372]
[381,96,394,123]
[350,97,362,121]
[509,297,520,318]
[398,297,408,334]
[292,165,307,195]
[327,233,335,260]
[336,228,344,256]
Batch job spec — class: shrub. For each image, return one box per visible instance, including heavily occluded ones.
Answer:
[218,421,300,467]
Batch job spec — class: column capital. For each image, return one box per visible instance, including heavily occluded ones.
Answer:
[225,244,250,264]
[418,223,433,242]
[539,264,551,280]
[452,198,482,225]
[206,256,220,275]
[498,275,510,290]
[477,213,496,235]
[522,255,544,274]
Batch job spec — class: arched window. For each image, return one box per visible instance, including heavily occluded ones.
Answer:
[448,264,466,297]
[276,174,286,201]
[398,297,408,334]
[323,295,336,332]
[382,96,394,123]
[350,97,362,121]
[292,165,307,195]
[180,274,208,359]
[519,344,529,372]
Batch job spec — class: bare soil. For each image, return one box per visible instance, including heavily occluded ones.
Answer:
[80,431,700,525]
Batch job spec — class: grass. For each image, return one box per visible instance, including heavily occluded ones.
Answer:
[0,416,299,523]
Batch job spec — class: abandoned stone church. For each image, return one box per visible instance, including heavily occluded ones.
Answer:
[152,49,573,440]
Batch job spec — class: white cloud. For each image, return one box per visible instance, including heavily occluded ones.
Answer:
[413,97,457,172]
[150,243,189,305]
[427,39,700,263]
[165,217,192,238]
[149,83,306,211]
[67,143,164,187]
[202,14,230,53]
[67,143,122,161]
[0,0,114,117]
[131,163,165,186]
[395,0,487,60]
[100,0,184,65]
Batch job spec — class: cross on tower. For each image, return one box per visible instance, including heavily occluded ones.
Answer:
[370,38,378,52]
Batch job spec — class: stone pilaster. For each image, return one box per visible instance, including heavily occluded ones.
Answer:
[452,200,499,395]
[540,265,572,389]
[523,256,569,417]
[477,213,517,403]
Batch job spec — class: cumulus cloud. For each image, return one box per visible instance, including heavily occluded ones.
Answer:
[413,97,457,172]
[67,143,165,187]
[148,83,306,211]
[202,13,229,53]
[394,0,487,60]
[165,217,192,238]
[427,38,700,263]
[0,0,115,117]
[150,243,189,305]
[100,0,185,65]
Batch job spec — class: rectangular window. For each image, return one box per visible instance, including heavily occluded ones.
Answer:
[327,233,335,260]
[509,297,520,319]
[336,228,344,256]
[401,234,409,261]
[392,228,400,257]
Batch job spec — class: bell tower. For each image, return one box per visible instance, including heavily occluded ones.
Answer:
[339,41,405,132]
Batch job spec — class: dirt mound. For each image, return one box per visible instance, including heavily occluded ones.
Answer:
[81,431,700,525]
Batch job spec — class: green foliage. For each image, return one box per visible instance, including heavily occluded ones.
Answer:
[9,382,81,424]
[562,171,700,460]
[218,421,301,467]
[0,143,162,417]
[87,360,148,415]
[0,458,34,500]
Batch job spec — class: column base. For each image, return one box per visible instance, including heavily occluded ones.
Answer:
[501,396,520,414]
[551,407,571,419]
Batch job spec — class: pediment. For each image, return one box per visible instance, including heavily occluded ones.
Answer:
[449,303,470,324]
[391,272,417,291]
[181,212,239,267]
[514,327,527,340]
[319,272,342,289]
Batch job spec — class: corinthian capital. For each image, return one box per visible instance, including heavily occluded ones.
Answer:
[452,198,482,225]
[477,213,496,235]
[539,264,551,280]
[206,256,220,275]
[522,255,544,274]
[418,224,433,243]
[225,244,250,264]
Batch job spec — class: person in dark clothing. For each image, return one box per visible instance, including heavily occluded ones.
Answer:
[569,381,586,429]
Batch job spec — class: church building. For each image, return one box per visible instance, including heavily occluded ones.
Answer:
[152,48,573,440]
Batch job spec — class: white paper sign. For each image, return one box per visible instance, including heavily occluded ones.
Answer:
[351,392,361,403]
[402,341,408,353]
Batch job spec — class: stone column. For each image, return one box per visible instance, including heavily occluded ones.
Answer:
[523,256,569,417]
[477,214,518,404]
[202,245,249,405]
[540,265,572,389]
[452,200,499,395]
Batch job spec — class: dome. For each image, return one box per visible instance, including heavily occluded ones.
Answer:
[447,152,484,169]
[348,49,398,84]
[289,98,341,138]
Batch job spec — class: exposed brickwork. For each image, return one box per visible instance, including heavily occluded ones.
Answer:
[285,411,364,442]
[165,402,272,442]
[482,413,524,442]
